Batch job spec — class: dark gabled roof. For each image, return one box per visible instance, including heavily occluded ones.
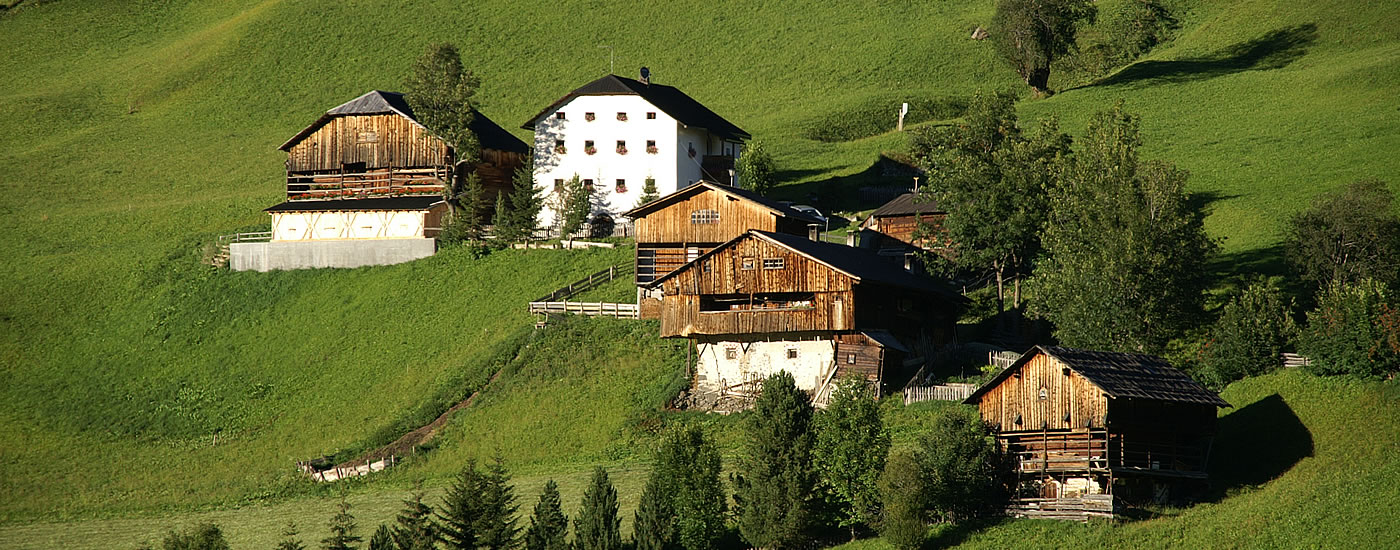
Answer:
[869,192,943,218]
[964,346,1230,407]
[646,229,965,302]
[264,196,445,213]
[522,74,749,140]
[279,90,528,154]
[622,180,823,224]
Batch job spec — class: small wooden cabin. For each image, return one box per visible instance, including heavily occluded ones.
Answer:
[277,90,528,206]
[624,181,823,285]
[964,346,1230,519]
[646,230,963,403]
[859,192,947,253]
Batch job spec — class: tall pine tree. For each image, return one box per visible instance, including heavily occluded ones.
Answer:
[475,456,520,550]
[437,462,486,550]
[573,467,623,550]
[524,480,569,550]
[391,491,439,550]
[734,372,818,550]
[500,159,542,242]
[631,473,676,550]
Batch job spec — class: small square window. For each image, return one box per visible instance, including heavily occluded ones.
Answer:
[555,112,566,120]
[763,258,785,270]
[741,257,755,270]
[616,140,626,149]
[585,112,595,121]
[646,140,656,147]
[786,348,799,360]
[553,178,564,192]
[616,112,628,121]
[847,353,856,365]
[725,347,738,360]
[615,179,627,193]
[582,179,594,189]
[646,112,657,119]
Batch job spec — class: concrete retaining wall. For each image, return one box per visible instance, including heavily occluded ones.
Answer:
[230,239,436,271]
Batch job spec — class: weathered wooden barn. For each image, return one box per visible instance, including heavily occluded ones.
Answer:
[646,230,963,403]
[963,346,1230,519]
[277,90,528,209]
[858,191,947,254]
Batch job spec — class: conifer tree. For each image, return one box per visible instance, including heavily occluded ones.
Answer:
[524,480,569,550]
[503,159,542,242]
[322,497,363,550]
[654,426,726,550]
[634,177,661,209]
[734,371,818,550]
[573,467,623,550]
[814,377,890,541]
[392,491,439,550]
[490,191,510,240]
[476,456,520,550]
[276,521,307,550]
[631,474,676,550]
[438,461,486,550]
[368,525,394,550]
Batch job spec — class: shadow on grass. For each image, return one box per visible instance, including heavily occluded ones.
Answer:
[1207,393,1314,499]
[1080,23,1319,90]
[775,155,922,214]
[924,517,1007,549]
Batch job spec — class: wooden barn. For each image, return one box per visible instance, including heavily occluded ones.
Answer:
[963,346,1230,519]
[276,90,528,209]
[645,229,963,403]
[859,191,948,254]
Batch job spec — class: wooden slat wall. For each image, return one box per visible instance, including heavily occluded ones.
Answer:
[286,114,450,173]
[834,333,883,381]
[869,213,946,250]
[978,353,1108,432]
[635,191,779,243]
[658,238,855,337]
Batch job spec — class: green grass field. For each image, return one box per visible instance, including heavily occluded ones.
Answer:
[1,0,1399,546]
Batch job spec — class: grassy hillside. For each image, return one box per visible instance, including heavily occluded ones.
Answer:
[1,0,1398,532]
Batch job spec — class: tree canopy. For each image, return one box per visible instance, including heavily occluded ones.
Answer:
[990,0,1096,96]
[736,140,776,196]
[404,43,481,163]
[1285,179,1400,292]
[734,372,818,550]
[813,377,889,541]
[574,468,623,550]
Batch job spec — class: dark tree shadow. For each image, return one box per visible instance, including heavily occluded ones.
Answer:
[924,517,1007,549]
[1080,23,1319,90]
[774,154,923,214]
[1207,393,1314,499]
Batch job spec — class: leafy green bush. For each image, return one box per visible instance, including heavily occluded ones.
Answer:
[803,95,967,142]
[916,408,1007,523]
[1299,279,1400,378]
[875,450,926,550]
[1198,279,1299,388]
[156,523,230,550]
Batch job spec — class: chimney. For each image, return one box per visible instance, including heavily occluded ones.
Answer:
[640,66,651,85]
[808,224,820,241]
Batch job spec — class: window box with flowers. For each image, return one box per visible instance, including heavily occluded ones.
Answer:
[585,140,596,155]
[616,112,628,121]
[555,145,567,154]
[616,140,628,155]
[646,140,658,154]
[585,112,596,121]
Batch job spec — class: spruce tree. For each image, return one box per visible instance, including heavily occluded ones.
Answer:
[524,480,569,550]
[475,456,520,550]
[734,371,818,550]
[504,159,542,242]
[438,461,486,550]
[490,191,510,241]
[632,473,676,550]
[634,177,661,208]
[368,525,394,550]
[276,521,307,550]
[391,491,439,550]
[814,377,890,541]
[322,497,363,550]
[557,175,592,238]
[655,426,726,550]
[573,467,623,550]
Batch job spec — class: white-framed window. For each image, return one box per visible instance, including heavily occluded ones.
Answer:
[691,209,719,224]
[763,258,785,270]
[847,353,856,364]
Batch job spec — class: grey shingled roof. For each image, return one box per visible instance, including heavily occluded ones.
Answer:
[522,74,749,140]
[622,181,823,224]
[964,346,1230,407]
[869,192,943,218]
[264,196,445,212]
[279,90,529,154]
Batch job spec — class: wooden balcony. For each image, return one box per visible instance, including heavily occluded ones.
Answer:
[286,167,448,201]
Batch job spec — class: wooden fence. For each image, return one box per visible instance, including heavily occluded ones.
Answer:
[903,383,978,405]
[297,455,400,483]
[532,263,631,303]
[1007,494,1116,521]
[528,301,639,319]
[990,350,1021,369]
[1282,353,1311,368]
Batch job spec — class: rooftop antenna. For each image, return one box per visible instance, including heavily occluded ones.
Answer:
[598,45,614,75]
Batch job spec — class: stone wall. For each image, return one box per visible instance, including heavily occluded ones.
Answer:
[229,238,436,271]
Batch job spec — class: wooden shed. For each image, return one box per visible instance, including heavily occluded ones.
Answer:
[963,346,1230,519]
[859,192,948,254]
[624,181,823,285]
[276,90,528,207]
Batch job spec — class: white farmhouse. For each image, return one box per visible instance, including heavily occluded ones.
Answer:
[522,72,750,230]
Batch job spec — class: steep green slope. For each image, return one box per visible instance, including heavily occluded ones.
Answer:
[1,0,1397,525]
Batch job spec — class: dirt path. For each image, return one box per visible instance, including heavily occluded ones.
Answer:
[335,366,507,470]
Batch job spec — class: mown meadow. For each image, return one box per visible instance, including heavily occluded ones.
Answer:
[1,0,1399,547]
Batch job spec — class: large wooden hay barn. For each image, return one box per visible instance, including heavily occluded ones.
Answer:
[647,229,963,404]
[964,346,1230,520]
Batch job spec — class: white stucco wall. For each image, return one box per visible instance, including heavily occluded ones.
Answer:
[694,337,836,394]
[270,210,427,241]
[532,95,684,227]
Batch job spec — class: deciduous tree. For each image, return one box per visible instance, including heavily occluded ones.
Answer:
[1031,103,1216,353]
[917,410,1006,523]
[1284,179,1400,291]
[405,43,480,163]
[1299,279,1400,378]
[1199,279,1298,388]
[814,377,890,541]
[876,450,926,550]
[990,0,1096,96]
[736,140,776,196]
[653,426,726,550]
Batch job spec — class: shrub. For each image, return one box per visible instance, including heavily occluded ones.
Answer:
[918,409,1006,523]
[876,450,926,550]
[1299,279,1400,378]
[1199,279,1299,388]
[158,523,230,550]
